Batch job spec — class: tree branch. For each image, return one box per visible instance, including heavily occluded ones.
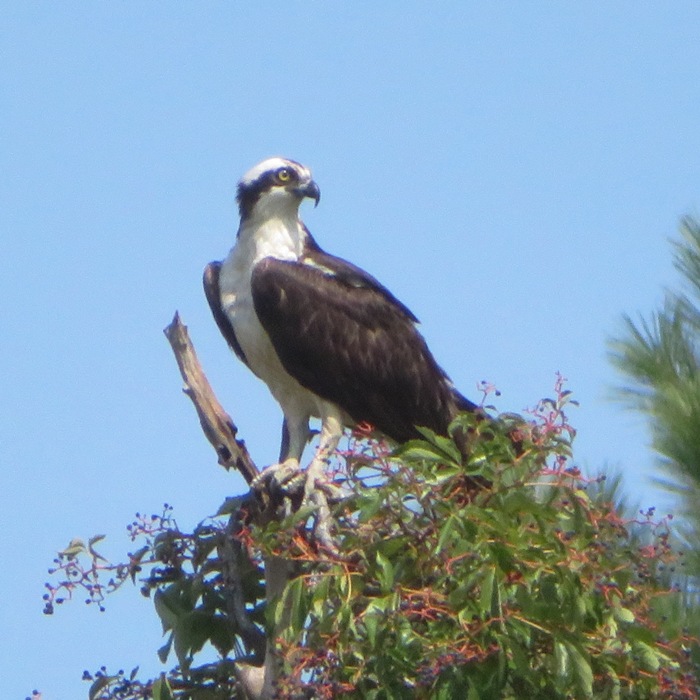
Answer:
[164,311,291,699]
[164,311,339,699]
[163,312,259,484]
[218,516,267,660]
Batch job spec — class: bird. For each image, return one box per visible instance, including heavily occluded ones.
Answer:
[204,157,480,489]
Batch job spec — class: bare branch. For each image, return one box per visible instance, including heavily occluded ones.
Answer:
[218,516,267,660]
[163,312,259,484]
[164,311,339,698]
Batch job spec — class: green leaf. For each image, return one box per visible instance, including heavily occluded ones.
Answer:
[157,633,173,664]
[467,684,481,700]
[152,674,174,700]
[216,495,246,516]
[572,488,590,504]
[311,572,331,618]
[632,640,661,672]
[436,514,460,554]
[394,442,447,463]
[154,587,182,633]
[625,624,658,645]
[279,576,309,635]
[507,638,531,679]
[88,675,110,700]
[173,621,190,669]
[613,605,635,624]
[501,489,538,515]
[565,641,593,699]
[414,425,463,462]
[479,567,496,617]
[489,541,515,573]
[554,640,569,683]
[59,538,86,559]
[364,609,379,648]
[356,489,383,521]
[394,436,460,468]
[376,550,394,593]
[294,504,321,525]
[172,609,219,667]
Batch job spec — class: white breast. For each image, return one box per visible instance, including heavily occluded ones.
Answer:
[218,217,319,418]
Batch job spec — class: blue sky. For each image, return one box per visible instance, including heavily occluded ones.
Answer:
[2,4,700,697]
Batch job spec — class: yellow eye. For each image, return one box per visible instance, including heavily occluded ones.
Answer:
[277,168,292,183]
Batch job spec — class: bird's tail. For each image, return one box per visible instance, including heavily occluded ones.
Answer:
[451,388,525,459]
[452,390,480,415]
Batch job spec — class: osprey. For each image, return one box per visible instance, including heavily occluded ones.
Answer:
[204,157,478,483]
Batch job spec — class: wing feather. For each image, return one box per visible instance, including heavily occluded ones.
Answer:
[251,257,476,443]
[203,261,249,366]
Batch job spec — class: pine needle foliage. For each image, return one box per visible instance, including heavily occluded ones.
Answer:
[609,217,700,502]
[609,217,700,585]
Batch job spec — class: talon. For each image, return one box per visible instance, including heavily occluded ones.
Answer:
[313,476,345,503]
[251,458,302,497]
[301,457,344,503]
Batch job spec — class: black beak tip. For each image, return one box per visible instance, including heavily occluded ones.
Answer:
[308,181,321,207]
[293,180,321,207]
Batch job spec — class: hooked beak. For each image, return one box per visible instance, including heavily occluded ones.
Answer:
[294,179,321,207]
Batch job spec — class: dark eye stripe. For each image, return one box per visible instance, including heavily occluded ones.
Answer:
[237,166,297,217]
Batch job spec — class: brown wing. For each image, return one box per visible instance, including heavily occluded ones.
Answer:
[203,261,249,367]
[251,256,477,443]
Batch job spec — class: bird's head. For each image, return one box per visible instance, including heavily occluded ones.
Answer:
[237,157,320,221]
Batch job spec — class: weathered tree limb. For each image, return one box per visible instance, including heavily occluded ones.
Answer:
[163,312,259,484]
[217,518,267,660]
[164,311,344,699]
[164,311,293,699]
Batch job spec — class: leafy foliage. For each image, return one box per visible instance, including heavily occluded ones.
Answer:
[45,383,697,699]
[46,508,263,699]
[268,386,696,699]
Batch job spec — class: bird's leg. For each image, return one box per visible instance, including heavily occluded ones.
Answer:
[294,415,344,553]
[279,418,292,464]
[303,414,344,501]
[251,415,343,552]
[251,418,310,497]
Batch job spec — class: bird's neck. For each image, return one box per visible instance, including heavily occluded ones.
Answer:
[236,210,307,265]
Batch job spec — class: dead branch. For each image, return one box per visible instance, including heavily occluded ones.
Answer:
[164,311,342,699]
[164,311,291,699]
[163,312,259,484]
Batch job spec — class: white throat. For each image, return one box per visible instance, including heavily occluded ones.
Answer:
[236,209,306,266]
